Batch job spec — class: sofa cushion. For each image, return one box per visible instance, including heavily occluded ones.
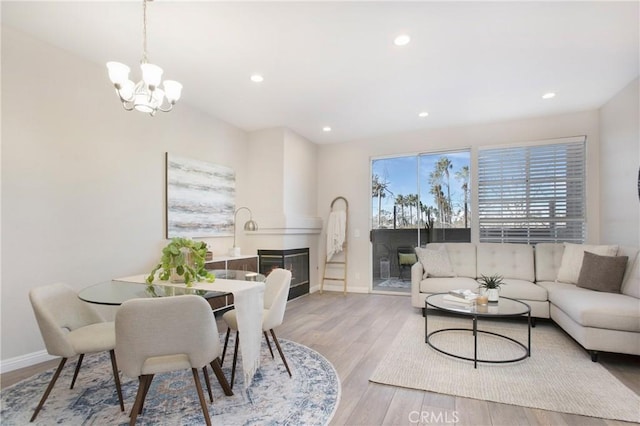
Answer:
[419,277,480,294]
[415,246,456,278]
[427,243,477,278]
[576,252,628,293]
[542,281,640,332]
[534,243,564,282]
[477,243,534,282]
[498,279,548,302]
[556,243,618,284]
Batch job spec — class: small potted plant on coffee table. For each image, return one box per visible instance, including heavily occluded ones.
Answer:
[478,274,504,303]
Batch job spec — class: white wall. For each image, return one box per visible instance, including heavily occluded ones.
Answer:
[599,78,640,247]
[317,111,601,293]
[283,129,318,219]
[244,127,322,291]
[1,28,250,364]
[246,128,286,228]
[245,127,321,230]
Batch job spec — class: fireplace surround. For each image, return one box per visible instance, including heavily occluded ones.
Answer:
[258,248,309,300]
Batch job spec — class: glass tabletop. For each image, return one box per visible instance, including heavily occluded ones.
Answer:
[78,281,228,306]
[208,269,266,282]
[78,270,266,306]
[426,293,530,317]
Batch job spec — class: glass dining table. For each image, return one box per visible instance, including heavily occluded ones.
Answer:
[78,270,265,308]
[78,271,267,387]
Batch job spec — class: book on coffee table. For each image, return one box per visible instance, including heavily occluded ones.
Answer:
[448,289,478,300]
[443,294,476,305]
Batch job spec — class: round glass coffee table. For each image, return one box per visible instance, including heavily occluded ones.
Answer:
[425,293,531,368]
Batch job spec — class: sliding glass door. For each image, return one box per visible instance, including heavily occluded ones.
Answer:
[371,150,470,293]
[371,156,419,292]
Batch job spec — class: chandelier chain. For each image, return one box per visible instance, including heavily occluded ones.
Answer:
[142,0,148,64]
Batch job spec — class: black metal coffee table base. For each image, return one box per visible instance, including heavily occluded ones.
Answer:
[426,326,530,368]
[425,294,531,369]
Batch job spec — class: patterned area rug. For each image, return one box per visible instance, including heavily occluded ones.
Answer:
[370,314,640,423]
[1,338,340,425]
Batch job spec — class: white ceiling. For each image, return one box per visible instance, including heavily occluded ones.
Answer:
[2,1,639,144]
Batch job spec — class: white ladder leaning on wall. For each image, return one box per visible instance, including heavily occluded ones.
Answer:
[321,196,348,295]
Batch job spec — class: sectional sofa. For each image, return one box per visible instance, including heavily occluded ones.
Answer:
[411,242,640,361]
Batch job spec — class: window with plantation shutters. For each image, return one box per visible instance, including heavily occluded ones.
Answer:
[478,136,586,244]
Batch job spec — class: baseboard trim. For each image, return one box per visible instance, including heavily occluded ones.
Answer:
[1,350,56,374]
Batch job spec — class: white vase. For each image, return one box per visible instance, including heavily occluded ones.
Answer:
[487,288,500,302]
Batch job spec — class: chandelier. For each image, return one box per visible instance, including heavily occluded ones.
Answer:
[106,0,182,116]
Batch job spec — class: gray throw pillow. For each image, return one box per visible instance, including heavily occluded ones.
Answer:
[576,251,628,293]
[415,246,457,279]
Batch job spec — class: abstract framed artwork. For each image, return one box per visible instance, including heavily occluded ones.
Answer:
[165,153,235,238]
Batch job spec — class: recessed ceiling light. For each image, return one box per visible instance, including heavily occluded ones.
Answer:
[322,126,332,132]
[542,92,556,99]
[394,34,411,46]
[418,111,429,118]
[250,74,264,83]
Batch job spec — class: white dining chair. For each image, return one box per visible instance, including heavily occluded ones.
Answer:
[28,282,125,421]
[221,268,292,388]
[115,294,230,426]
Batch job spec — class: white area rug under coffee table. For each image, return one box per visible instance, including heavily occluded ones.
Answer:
[370,314,640,423]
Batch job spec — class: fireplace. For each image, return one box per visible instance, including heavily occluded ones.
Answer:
[258,248,309,300]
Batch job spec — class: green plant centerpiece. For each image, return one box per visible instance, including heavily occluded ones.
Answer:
[478,274,504,289]
[478,274,504,302]
[146,238,215,287]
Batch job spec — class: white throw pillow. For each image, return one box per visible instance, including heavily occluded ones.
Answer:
[415,246,457,279]
[556,243,618,284]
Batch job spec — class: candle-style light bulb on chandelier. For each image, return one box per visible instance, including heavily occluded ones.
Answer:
[106,0,182,116]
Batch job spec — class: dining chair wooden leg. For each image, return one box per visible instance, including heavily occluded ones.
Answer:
[201,366,214,403]
[221,328,231,364]
[230,331,240,389]
[191,368,212,426]
[129,375,152,425]
[210,358,233,396]
[270,329,292,377]
[263,331,275,358]
[137,374,154,415]
[109,350,125,411]
[30,357,67,422]
[70,354,84,389]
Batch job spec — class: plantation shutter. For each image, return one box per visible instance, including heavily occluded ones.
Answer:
[478,136,586,244]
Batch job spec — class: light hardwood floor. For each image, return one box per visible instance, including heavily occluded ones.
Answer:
[2,292,639,425]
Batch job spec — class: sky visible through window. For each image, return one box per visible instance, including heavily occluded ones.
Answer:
[372,150,470,229]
